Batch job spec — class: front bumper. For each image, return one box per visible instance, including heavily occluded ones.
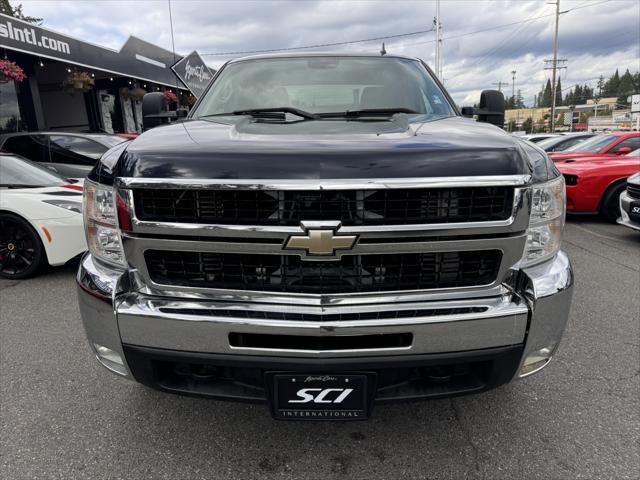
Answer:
[77,251,573,401]
[618,190,640,231]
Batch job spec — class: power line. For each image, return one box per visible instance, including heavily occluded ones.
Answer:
[199,0,613,58]
[399,0,612,48]
[200,28,435,56]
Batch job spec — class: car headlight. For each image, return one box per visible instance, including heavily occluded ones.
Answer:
[83,179,127,267]
[521,175,565,267]
[42,199,83,213]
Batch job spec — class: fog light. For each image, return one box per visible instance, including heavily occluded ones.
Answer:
[93,343,128,376]
[519,347,554,378]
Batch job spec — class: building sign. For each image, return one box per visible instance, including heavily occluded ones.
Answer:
[171,51,213,98]
[631,94,640,113]
[1,13,183,87]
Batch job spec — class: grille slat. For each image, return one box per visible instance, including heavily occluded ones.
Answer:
[134,187,513,226]
[627,184,640,199]
[145,250,502,294]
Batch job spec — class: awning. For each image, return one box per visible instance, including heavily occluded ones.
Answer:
[1,13,199,88]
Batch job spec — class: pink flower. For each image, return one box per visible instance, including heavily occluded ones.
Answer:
[0,60,26,82]
[163,91,178,104]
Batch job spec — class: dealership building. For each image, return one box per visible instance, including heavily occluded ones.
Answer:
[0,13,212,135]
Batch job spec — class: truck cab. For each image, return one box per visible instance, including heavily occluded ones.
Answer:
[77,54,573,420]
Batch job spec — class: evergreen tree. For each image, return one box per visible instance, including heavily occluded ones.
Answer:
[515,89,525,108]
[0,0,42,24]
[522,117,533,133]
[617,69,635,105]
[596,76,605,97]
[555,78,562,107]
[604,69,620,96]
[542,79,553,107]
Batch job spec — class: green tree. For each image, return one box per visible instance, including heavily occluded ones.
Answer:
[617,69,636,106]
[522,117,533,133]
[0,0,42,24]
[597,76,605,96]
[542,79,553,107]
[515,89,525,108]
[555,78,562,107]
[603,69,620,96]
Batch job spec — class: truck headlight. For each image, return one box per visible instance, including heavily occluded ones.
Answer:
[84,179,126,267]
[521,175,565,267]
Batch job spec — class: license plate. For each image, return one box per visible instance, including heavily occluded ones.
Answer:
[268,373,372,420]
[630,202,640,217]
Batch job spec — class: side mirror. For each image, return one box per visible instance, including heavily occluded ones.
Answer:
[460,106,475,117]
[142,92,168,130]
[476,90,505,128]
[615,147,632,156]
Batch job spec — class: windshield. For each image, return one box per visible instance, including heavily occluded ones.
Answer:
[536,137,565,149]
[193,56,454,118]
[0,154,68,187]
[91,135,128,148]
[565,135,617,153]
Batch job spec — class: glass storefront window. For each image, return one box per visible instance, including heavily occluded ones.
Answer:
[0,80,22,133]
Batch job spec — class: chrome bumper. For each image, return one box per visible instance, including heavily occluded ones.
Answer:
[618,190,640,231]
[77,251,573,380]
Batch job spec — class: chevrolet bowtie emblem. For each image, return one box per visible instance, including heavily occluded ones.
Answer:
[284,221,357,257]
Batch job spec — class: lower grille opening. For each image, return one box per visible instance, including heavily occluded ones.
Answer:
[121,344,525,402]
[228,332,413,351]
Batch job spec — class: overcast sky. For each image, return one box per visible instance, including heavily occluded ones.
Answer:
[18,0,640,105]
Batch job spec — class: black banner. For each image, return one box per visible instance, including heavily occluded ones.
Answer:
[1,13,185,87]
[171,50,213,98]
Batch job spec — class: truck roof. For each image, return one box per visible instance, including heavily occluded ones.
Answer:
[228,52,421,64]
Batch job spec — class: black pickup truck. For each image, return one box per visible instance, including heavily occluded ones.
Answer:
[78,53,573,420]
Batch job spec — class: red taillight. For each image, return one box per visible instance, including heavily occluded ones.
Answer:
[116,192,132,232]
[63,184,84,191]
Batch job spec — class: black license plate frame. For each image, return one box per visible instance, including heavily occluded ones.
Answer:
[266,372,376,421]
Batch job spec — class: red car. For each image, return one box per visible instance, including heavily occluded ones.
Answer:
[550,132,640,164]
[558,149,640,222]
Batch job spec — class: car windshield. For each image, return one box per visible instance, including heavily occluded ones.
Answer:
[91,135,128,148]
[193,56,455,118]
[565,135,617,153]
[537,135,592,151]
[536,137,565,149]
[0,154,68,187]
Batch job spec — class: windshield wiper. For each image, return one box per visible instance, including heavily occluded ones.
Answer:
[317,108,419,119]
[199,107,319,120]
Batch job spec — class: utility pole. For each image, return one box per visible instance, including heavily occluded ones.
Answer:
[547,0,562,132]
[434,0,442,81]
[492,81,506,92]
[511,70,517,100]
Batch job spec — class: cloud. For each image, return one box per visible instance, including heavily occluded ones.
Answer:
[18,0,640,105]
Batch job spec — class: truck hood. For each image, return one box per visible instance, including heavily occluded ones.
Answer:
[96,116,532,183]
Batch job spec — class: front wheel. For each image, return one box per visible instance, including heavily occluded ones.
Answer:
[0,214,45,279]
[600,183,627,224]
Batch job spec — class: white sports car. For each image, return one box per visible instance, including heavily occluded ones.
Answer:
[0,153,87,279]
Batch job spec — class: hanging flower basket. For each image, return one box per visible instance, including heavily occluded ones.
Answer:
[163,91,178,104]
[0,60,27,83]
[63,71,95,92]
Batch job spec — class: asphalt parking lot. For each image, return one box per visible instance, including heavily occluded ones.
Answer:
[1,219,638,480]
